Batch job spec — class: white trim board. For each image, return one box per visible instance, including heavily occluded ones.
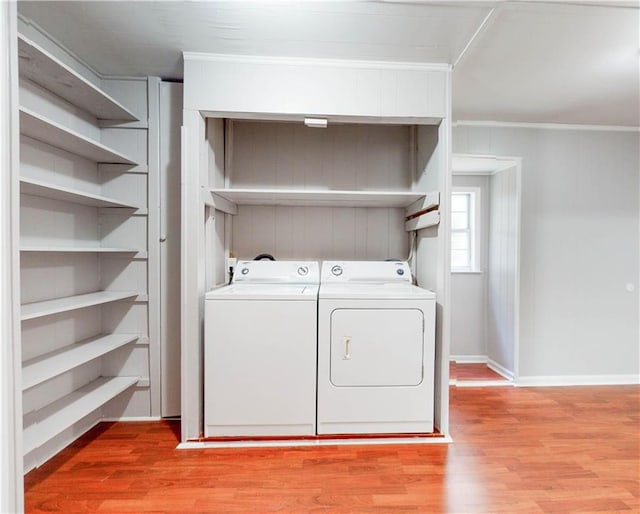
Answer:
[453,120,639,132]
[177,436,453,450]
[450,355,487,364]
[516,375,640,387]
[183,51,450,73]
[487,358,515,381]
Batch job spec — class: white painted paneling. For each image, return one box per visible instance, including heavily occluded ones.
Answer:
[185,55,447,120]
[22,361,100,416]
[20,137,99,194]
[180,110,207,441]
[231,205,407,262]
[101,127,148,165]
[21,309,101,362]
[453,125,640,380]
[159,81,182,417]
[99,214,147,250]
[100,258,147,294]
[102,387,150,419]
[207,118,225,188]
[230,121,412,191]
[100,170,147,211]
[101,78,148,126]
[100,344,148,381]
[20,196,98,247]
[486,166,518,374]
[20,253,99,304]
[20,79,100,141]
[101,302,149,339]
[450,274,486,357]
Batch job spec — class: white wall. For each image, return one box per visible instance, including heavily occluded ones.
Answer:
[450,175,489,359]
[486,166,518,375]
[454,125,640,383]
[184,54,447,121]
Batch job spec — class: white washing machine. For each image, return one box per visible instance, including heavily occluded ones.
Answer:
[317,261,436,435]
[205,260,319,437]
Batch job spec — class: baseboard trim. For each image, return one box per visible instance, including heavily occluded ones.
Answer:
[177,435,453,450]
[450,355,487,364]
[454,380,514,388]
[516,375,640,387]
[487,358,515,381]
[101,416,162,422]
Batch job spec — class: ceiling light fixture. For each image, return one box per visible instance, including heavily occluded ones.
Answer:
[304,117,328,128]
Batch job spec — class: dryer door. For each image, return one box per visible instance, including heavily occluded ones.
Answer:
[330,308,423,387]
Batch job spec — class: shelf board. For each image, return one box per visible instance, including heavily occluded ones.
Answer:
[20,246,146,258]
[22,334,139,391]
[23,376,139,454]
[18,34,138,121]
[209,188,425,211]
[20,178,138,209]
[21,291,138,321]
[405,210,440,231]
[20,107,138,164]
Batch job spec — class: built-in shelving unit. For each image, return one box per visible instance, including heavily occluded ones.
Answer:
[20,107,137,164]
[209,188,426,210]
[20,177,138,209]
[21,291,138,321]
[22,376,140,455]
[18,34,138,121]
[18,27,151,471]
[22,334,139,390]
[20,247,146,257]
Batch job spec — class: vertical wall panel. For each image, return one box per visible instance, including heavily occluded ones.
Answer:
[486,166,518,374]
[454,125,639,380]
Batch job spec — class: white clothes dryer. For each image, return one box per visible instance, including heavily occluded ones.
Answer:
[317,261,436,435]
[205,260,319,437]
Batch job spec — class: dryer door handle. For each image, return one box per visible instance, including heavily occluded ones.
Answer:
[343,337,352,360]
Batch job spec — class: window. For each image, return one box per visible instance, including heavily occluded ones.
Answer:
[451,189,480,272]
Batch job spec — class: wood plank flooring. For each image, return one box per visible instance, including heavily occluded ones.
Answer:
[450,362,510,383]
[25,385,639,513]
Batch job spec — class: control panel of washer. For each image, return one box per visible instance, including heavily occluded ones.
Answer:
[233,260,319,284]
[321,261,412,283]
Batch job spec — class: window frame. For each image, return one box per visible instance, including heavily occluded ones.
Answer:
[451,187,481,273]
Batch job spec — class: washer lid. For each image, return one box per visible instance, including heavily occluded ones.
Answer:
[319,283,435,300]
[206,284,319,301]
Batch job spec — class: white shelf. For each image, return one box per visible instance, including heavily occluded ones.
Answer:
[21,291,138,321]
[209,188,425,212]
[20,107,138,164]
[20,177,138,209]
[22,334,139,390]
[18,34,138,121]
[20,246,146,258]
[23,376,139,454]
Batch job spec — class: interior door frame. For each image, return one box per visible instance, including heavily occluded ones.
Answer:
[451,153,522,383]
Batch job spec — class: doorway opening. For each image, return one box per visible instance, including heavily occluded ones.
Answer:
[449,154,522,387]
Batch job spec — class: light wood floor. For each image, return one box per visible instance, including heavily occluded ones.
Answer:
[25,385,639,513]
